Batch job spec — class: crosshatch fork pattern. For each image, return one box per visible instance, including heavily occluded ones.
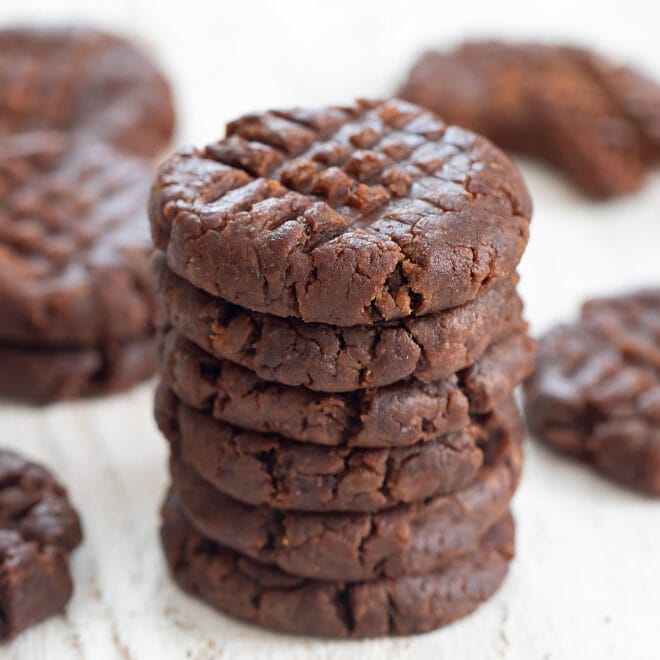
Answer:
[0,133,150,273]
[0,132,155,345]
[151,99,532,326]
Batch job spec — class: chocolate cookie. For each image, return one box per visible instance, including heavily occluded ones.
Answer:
[160,328,534,447]
[0,449,83,640]
[0,26,174,158]
[0,335,157,404]
[156,385,501,513]
[154,252,525,392]
[169,402,521,581]
[524,289,660,494]
[0,131,157,347]
[400,41,660,198]
[150,98,531,325]
[161,493,514,638]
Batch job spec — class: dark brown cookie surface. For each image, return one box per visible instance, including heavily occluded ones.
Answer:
[400,42,660,198]
[524,289,660,494]
[150,98,531,325]
[0,131,157,347]
[169,400,521,581]
[160,328,534,447]
[0,26,174,158]
[0,335,157,404]
[0,449,83,640]
[161,493,514,638]
[156,385,497,513]
[154,253,525,392]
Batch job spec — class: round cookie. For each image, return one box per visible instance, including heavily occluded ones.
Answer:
[169,401,522,582]
[150,98,531,326]
[0,335,157,404]
[0,26,174,158]
[161,493,514,638]
[400,41,660,198]
[156,385,497,513]
[524,289,660,494]
[159,327,535,448]
[0,131,157,347]
[154,252,525,392]
[0,449,82,640]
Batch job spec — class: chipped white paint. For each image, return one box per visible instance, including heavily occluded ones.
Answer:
[1,1,660,658]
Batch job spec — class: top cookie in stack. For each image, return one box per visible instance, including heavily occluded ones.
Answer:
[151,99,529,326]
[151,99,535,638]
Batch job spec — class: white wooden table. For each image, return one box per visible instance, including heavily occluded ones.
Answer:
[1,1,659,658]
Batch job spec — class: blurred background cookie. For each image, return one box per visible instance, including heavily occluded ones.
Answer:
[0,449,82,640]
[0,131,160,402]
[524,289,660,494]
[400,41,660,198]
[0,26,175,159]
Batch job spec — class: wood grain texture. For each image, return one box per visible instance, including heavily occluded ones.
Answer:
[1,1,660,658]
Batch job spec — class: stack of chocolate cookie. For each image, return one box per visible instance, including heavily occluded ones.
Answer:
[0,27,175,403]
[150,99,535,637]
